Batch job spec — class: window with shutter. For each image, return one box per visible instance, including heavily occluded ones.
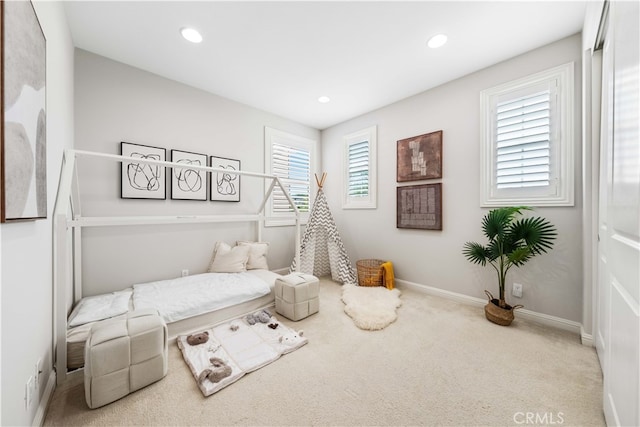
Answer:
[343,126,377,209]
[264,127,317,226]
[480,63,574,207]
[348,141,369,196]
[495,90,551,189]
[271,142,310,213]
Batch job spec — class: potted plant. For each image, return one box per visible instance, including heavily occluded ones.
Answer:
[463,206,557,326]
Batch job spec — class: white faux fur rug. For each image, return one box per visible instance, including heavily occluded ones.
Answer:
[341,284,402,330]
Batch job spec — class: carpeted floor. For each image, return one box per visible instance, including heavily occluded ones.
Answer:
[43,278,605,426]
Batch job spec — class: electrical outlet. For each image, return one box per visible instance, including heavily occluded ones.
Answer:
[512,282,523,298]
[25,376,34,409]
[181,269,189,277]
[35,359,41,390]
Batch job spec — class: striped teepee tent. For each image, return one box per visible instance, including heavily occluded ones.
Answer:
[290,174,357,284]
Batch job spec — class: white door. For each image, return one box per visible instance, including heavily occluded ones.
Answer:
[596,19,612,374]
[597,1,640,426]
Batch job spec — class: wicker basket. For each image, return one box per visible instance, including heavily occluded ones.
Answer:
[483,290,523,326]
[356,259,386,287]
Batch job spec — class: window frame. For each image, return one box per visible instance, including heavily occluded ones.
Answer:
[342,125,377,209]
[479,62,575,207]
[264,127,317,227]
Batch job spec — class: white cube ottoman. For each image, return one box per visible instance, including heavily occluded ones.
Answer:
[84,308,168,409]
[275,273,319,321]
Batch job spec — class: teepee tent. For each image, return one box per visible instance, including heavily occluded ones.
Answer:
[290,174,357,284]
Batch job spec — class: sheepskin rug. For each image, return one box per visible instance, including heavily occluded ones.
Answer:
[341,284,402,330]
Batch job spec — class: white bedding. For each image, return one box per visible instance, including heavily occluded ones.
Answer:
[132,272,272,323]
[68,290,132,327]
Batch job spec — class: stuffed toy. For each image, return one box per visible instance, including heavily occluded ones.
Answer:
[198,357,232,384]
[279,330,304,345]
[257,309,272,322]
[245,314,257,325]
[186,331,209,346]
[245,309,272,325]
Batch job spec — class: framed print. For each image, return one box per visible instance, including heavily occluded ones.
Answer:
[1,1,47,222]
[397,130,442,182]
[397,183,442,230]
[210,156,240,202]
[120,142,166,199]
[171,149,207,201]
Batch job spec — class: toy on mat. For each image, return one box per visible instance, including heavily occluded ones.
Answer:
[245,309,272,325]
[186,331,209,346]
[198,357,232,384]
[279,330,304,345]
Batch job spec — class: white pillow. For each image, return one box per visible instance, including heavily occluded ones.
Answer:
[208,242,250,273]
[237,241,269,270]
[68,290,132,328]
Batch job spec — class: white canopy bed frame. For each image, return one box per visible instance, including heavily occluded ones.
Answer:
[53,149,302,385]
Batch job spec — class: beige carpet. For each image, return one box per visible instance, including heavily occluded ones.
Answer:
[43,278,605,426]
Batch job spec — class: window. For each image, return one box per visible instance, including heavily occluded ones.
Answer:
[480,62,574,206]
[343,126,377,209]
[264,127,317,226]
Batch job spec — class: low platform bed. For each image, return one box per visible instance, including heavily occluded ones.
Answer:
[54,149,303,384]
[66,269,282,370]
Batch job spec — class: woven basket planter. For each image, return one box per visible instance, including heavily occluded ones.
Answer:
[483,290,523,326]
[356,259,385,287]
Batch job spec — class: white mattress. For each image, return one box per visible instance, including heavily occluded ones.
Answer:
[132,271,271,323]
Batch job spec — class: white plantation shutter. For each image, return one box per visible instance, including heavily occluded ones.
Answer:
[347,140,369,197]
[480,63,574,207]
[343,126,377,209]
[495,90,551,189]
[264,127,316,225]
[272,142,310,213]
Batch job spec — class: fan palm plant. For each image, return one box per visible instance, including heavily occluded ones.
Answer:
[463,206,557,309]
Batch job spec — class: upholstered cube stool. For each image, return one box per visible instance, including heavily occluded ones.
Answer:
[275,273,320,321]
[84,308,168,409]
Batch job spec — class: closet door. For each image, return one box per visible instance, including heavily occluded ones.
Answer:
[595,20,612,375]
[598,1,640,425]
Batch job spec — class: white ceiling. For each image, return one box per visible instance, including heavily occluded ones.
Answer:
[63,1,587,130]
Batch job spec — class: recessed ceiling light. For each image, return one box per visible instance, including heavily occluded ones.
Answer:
[181,27,202,44]
[427,34,447,49]
[318,96,331,104]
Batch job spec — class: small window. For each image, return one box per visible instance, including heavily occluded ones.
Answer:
[480,63,574,206]
[264,127,317,226]
[343,126,377,209]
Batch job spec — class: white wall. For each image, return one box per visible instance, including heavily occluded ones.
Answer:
[322,34,584,322]
[74,50,320,296]
[0,2,74,425]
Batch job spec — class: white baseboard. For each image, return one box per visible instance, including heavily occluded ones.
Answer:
[580,326,595,347]
[271,267,290,275]
[396,279,486,308]
[395,279,584,336]
[33,371,56,427]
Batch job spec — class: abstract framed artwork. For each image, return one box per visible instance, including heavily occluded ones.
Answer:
[397,183,442,230]
[1,1,47,222]
[210,156,240,202]
[170,149,207,201]
[397,130,443,182]
[120,142,166,199]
